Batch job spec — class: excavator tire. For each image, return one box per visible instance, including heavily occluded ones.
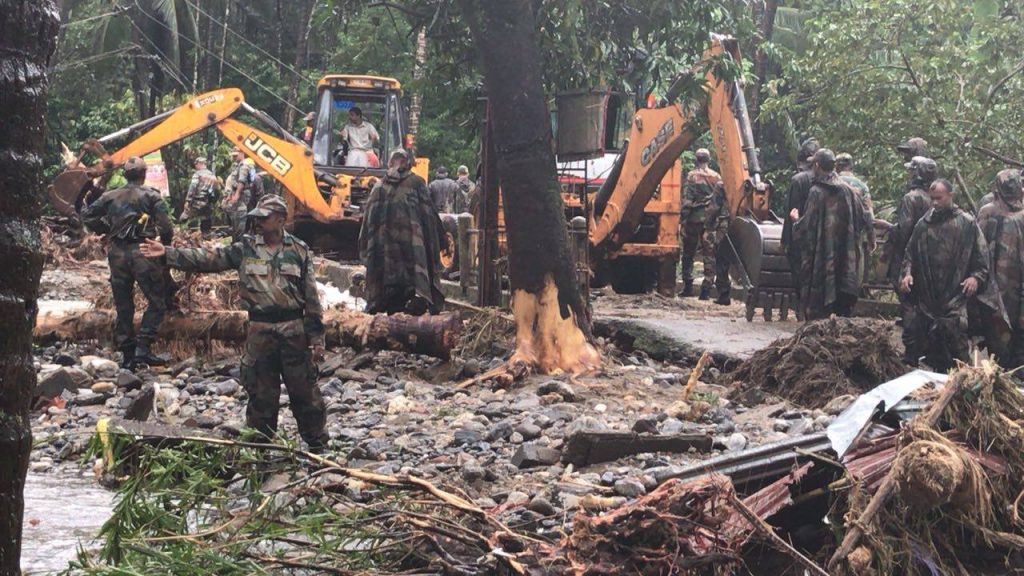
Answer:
[609,256,658,294]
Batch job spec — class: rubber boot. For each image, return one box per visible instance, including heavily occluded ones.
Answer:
[698,284,712,301]
[119,348,135,369]
[714,292,731,306]
[678,281,696,298]
[133,343,166,367]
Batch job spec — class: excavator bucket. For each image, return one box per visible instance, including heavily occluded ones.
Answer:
[49,168,93,216]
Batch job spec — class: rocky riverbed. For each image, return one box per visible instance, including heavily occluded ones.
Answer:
[27,257,844,571]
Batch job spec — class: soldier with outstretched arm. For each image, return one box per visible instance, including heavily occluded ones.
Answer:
[139,195,330,452]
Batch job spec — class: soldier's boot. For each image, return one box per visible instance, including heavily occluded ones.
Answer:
[118,346,136,369]
[679,280,696,298]
[698,284,712,301]
[714,292,731,306]
[133,343,167,367]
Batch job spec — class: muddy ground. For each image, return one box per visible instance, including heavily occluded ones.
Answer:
[27,255,835,572]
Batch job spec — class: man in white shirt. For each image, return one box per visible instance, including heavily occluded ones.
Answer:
[340,106,380,167]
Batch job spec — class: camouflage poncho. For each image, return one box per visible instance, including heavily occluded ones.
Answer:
[359,167,445,314]
[793,172,865,320]
[901,206,1006,368]
[977,170,1024,362]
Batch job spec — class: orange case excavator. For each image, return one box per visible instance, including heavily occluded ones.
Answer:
[588,35,793,321]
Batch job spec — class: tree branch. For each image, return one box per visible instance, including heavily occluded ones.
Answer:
[982,58,1024,117]
[971,143,1024,169]
[367,1,431,20]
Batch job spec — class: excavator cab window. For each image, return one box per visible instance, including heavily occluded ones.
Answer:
[312,85,405,173]
[604,93,632,153]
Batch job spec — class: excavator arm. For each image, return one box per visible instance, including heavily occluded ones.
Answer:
[50,88,341,223]
[590,36,771,252]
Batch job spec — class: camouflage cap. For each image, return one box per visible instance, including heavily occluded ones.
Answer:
[123,156,147,173]
[995,168,1023,200]
[695,148,711,162]
[836,153,853,167]
[457,165,469,175]
[435,165,449,177]
[799,137,821,162]
[390,148,410,162]
[897,137,928,157]
[194,156,207,164]
[247,195,288,218]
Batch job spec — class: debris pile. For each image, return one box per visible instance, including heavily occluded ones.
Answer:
[830,365,1024,574]
[40,218,106,264]
[728,317,907,408]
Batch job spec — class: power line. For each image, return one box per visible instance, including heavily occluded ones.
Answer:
[131,0,305,115]
[53,46,136,72]
[179,0,314,85]
[127,18,192,93]
[60,10,120,28]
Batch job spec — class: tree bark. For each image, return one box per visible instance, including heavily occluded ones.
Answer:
[284,0,317,129]
[457,0,598,374]
[749,0,778,142]
[408,27,427,139]
[34,309,462,359]
[0,1,58,572]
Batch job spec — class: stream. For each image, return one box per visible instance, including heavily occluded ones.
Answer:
[21,469,112,575]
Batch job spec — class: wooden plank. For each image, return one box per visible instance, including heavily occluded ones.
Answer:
[562,430,713,467]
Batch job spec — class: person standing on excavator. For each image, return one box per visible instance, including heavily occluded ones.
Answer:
[782,137,821,316]
[224,147,254,241]
[139,195,330,453]
[679,148,722,299]
[82,156,173,369]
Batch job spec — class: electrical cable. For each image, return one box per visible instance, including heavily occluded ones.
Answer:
[127,18,193,92]
[179,0,314,85]
[132,0,305,115]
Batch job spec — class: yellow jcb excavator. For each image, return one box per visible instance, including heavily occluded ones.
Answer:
[586,35,793,321]
[50,75,428,260]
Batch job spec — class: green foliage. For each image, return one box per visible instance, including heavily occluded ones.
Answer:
[763,0,1024,208]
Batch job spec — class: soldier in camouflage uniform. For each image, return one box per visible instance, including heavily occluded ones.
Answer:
[82,156,173,368]
[782,137,821,315]
[977,169,1024,367]
[837,153,877,286]
[703,180,732,305]
[181,156,218,238]
[224,147,254,241]
[360,149,445,315]
[896,137,928,164]
[792,149,865,320]
[679,148,722,299]
[888,156,937,323]
[140,195,330,451]
[900,178,1005,370]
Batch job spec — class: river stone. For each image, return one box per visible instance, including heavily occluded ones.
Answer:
[90,382,115,395]
[537,380,578,402]
[614,478,647,498]
[116,370,143,391]
[35,369,77,400]
[511,444,561,468]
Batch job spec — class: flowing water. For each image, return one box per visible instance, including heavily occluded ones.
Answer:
[21,470,112,574]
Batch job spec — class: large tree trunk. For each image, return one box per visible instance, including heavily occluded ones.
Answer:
[457,0,598,374]
[0,1,58,572]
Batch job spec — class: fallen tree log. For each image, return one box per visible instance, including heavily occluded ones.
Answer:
[562,430,713,467]
[35,308,461,359]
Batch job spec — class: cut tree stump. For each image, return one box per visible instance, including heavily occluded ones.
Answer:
[35,308,462,359]
[562,431,714,467]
